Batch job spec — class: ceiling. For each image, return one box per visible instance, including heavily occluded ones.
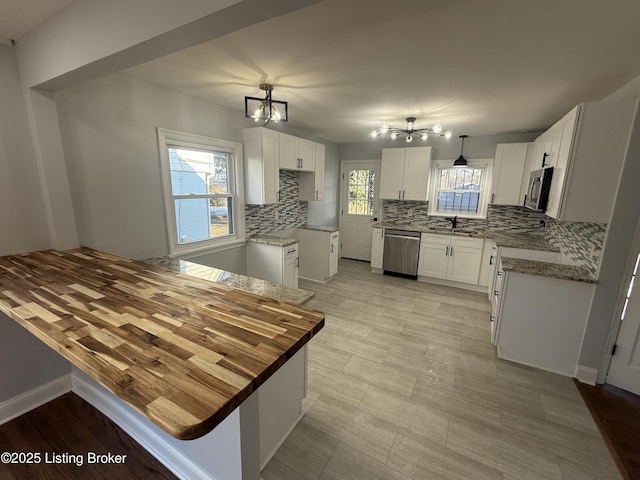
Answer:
[0,0,77,45]
[6,0,640,144]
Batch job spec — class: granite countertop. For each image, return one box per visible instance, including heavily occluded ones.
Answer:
[0,247,324,440]
[144,257,315,305]
[247,234,298,247]
[500,256,596,283]
[298,225,340,233]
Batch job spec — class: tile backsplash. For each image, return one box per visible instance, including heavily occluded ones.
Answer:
[544,216,606,276]
[382,200,545,233]
[244,170,308,236]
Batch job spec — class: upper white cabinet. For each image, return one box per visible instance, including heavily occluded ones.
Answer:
[541,98,638,222]
[379,146,432,200]
[299,143,325,201]
[243,127,279,205]
[491,143,529,206]
[279,133,315,172]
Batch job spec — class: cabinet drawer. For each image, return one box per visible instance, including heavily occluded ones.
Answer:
[284,244,299,260]
[421,233,450,245]
[451,236,483,249]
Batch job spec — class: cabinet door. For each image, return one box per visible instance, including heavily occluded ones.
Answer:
[329,235,339,278]
[401,147,431,201]
[491,143,528,205]
[243,127,279,205]
[447,244,482,284]
[283,256,298,288]
[379,149,405,199]
[298,139,315,172]
[534,130,552,170]
[418,242,449,279]
[370,228,384,269]
[314,145,325,200]
[279,133,299,170]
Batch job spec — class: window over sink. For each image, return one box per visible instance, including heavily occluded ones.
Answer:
[429,159,492,218]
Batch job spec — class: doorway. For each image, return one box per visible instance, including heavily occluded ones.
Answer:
[340,161,380,261]
[606,218,640,396]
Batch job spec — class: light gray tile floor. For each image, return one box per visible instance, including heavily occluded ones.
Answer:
[262,259,621,480]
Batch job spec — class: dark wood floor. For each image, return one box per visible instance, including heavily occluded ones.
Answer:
[576,381,640,480]
[0,392,177,480]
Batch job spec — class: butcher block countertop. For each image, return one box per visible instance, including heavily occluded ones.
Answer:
[0,247,324,440]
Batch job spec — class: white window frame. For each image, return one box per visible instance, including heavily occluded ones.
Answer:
[158,128,245,256]
[428,158,494,219]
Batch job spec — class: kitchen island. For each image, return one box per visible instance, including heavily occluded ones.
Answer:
[0,247,324,479]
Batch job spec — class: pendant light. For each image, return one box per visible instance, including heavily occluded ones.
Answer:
[453,135,468,168]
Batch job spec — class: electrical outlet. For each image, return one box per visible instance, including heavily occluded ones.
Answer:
[407,208,414,217]
[388,206,397,213]
[274,211,280,221]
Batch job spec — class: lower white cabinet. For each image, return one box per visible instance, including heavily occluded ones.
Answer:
[418,234,484,285]
[297,228,339,282]
[370,228,384,270]
[247,242,299,288]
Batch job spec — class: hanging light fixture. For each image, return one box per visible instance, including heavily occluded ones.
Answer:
[370,117,452,143]
[453,135,469,167]
[244,84,288,125]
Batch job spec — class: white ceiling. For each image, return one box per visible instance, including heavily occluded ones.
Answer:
[6,0,640,144]
[0,0,77,45]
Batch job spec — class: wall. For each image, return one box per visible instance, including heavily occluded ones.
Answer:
[0,45,51,256]
[56,73,244,260]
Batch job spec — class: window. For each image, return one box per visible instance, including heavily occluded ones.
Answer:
[158,129,244,255]
[348,169,376,215]
[429,160,492,218]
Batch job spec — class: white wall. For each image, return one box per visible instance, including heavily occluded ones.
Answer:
[0,45,51,255]
[56,73,245,260]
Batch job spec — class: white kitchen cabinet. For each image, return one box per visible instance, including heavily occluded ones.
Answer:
[298,143,325,201]
[279,133,315,172]
[491,143,529,205]
[379,147,432,200]
[247,241,299,288]
[243,127,279,205]
[539,97,638,222]
[478,238,496,288]
[418,234,484,285]
[370,227,384,271]
[493,262,595,376]
[297,228,339,282]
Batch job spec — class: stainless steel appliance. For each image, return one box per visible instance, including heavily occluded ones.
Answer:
[382,229,420,277]
[525,167,554,211]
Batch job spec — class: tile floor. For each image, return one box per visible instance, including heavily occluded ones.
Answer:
[262,259,621,480]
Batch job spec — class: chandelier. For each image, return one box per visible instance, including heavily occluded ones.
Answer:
[245,84,288,125]
[370,117,452,143]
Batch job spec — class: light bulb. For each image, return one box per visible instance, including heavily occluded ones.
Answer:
[406,120,414,130]
[370,130,379,138]
[432,123,443,134]
[421,133,428,141]
[390,132,398,140]
[444,131,452,139]
[380,124,389,134]
[405,135,413,143]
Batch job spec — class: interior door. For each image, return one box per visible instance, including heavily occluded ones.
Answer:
[341,161,380,261]
[607,248,640,395]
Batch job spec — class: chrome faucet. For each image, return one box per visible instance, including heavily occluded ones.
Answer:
[445,216,458,229]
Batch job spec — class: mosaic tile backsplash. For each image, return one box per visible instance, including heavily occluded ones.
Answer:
[544,216,606,276]
[244,170,308,237]
[382,199,606,275]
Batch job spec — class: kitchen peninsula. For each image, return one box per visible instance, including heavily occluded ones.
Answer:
[0,247,324,479]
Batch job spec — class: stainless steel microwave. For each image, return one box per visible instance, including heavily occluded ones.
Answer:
[525,167,554,211]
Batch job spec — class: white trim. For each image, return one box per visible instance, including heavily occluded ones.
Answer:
[576,365,598,385]
[71,373,216,480]
[0,374,71,425]
[157,128,246,257]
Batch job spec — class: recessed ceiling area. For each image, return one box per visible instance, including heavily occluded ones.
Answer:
[0,0,77,45]
[121,0,640,143]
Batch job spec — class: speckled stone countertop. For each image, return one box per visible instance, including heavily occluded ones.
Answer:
[500,257,596,283]
[247,235,299,247]
[298,225,340,233]
[143,257,314,305]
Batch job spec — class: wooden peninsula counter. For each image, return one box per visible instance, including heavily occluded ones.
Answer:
[0,247,324,479]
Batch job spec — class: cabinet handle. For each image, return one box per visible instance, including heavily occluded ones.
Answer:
[315,190,318,200]
[491,193,495,204]
[398,190,401,199]
[542,152,549,168]
[445,246,449,256]
[489,255,494,265]
[497,271,503,276]
[450,246,454,256]
[402,190,405,199]
[494,290,499,296]
[287,248,297,254]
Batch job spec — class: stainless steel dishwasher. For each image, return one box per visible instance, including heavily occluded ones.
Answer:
[382,229,421,277]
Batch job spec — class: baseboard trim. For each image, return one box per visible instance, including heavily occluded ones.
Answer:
[0,374,72,425]
[576,365,598,385]
[71,373,215,480]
